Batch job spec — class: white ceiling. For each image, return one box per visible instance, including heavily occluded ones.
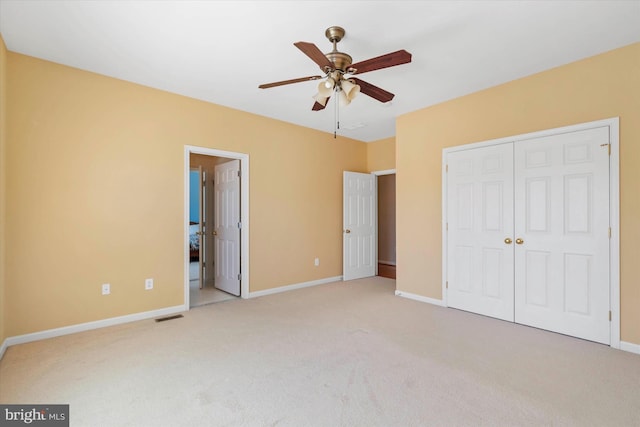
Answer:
[1,1,639,142]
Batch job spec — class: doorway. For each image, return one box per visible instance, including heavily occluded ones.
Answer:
[376,172,396,279]
[342,169,396,281]
[184,146,249,309]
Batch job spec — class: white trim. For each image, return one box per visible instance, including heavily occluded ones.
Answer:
[442,154,449,306]
[620,341,640,355]
[0,339,7,360]
[442,117,621,348]
[395,290,446,307]
[372,168,396,176]
[608,119,621,349]
[378,260,396,266]
[3,305,185,349]
[185,146,250,307]
[248,276,342,299]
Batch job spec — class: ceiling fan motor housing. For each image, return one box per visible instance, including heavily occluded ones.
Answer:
[324,26,352,72]
[325,51,352,72]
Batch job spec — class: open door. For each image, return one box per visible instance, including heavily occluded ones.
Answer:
[197,166,205,289]
[214,159,241,296]
[343,171,376,281]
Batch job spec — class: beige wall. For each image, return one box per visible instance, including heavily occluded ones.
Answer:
[396,42,640,345]
[367,137,395,172]
[5,52,367,337]
[0,36,7,345]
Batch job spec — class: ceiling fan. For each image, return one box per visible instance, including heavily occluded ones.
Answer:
[258,26,412,111]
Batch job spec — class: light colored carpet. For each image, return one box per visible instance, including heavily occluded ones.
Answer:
[1,277,639,426]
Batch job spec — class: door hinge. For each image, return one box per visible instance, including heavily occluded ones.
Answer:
[237,170,241,178]
[609,311,612,321]
[600,143,611,155]
[237,273,242,281]
[445,164,448,173]
[238,222,242,229]
[446,281,449,289]
[446,223,448,231]
[608,227,612,238]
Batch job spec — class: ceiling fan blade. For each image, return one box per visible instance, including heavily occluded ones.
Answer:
[259,75,322,89]
[312,97,330,111]
[294,41,334,71]
[347,50,412,75]
[351,78,395,103]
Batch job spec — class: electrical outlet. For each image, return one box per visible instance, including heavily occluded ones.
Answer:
[145,278,153,290]
[314,258,320,266]
[102,283,110,295]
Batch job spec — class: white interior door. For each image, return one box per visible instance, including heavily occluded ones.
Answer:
[514,127,610,344]
[446,144,515,321]
[197,166,204,289]
[203,171,215,288]
[214,159,241,296]
[343,171,376,281]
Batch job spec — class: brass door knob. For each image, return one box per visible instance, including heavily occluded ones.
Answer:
[515,238,524,245]
[345,229,351,234]
[212,231,217,236]
[504,238,512,244]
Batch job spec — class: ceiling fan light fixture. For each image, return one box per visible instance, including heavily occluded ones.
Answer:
[341,79,360,101]
[312,93,329,107]
[338,88,351,107]
[317,78,335,97]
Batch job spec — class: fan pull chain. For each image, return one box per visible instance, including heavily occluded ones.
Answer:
[333,90,340,139]
[333,89,342,139]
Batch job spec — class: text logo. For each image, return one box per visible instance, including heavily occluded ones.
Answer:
[0,405,69,426]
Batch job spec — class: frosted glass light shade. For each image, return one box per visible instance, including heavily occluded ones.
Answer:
[338,89,351,106]
[312,93,329,107]
[341,79,360,101]
[317,78,335,97]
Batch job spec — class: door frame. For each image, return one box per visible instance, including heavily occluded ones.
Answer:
[442,117,620,349]
[342,169,396,280]
[184,146,250,308]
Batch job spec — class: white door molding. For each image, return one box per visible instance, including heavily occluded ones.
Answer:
[442,117,620,349]
[184,146,249,308]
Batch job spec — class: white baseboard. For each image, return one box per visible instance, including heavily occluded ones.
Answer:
[248,276,342,299]
[1,304,186,358]
[0,338,7,360]
[620,341,640,355]
[395,290,446,307]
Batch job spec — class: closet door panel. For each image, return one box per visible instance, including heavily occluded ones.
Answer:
[514,127,610,344]
[447,144,514,321]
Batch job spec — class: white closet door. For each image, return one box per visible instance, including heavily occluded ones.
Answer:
[514,127,610,344]
[447,144,515,321]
